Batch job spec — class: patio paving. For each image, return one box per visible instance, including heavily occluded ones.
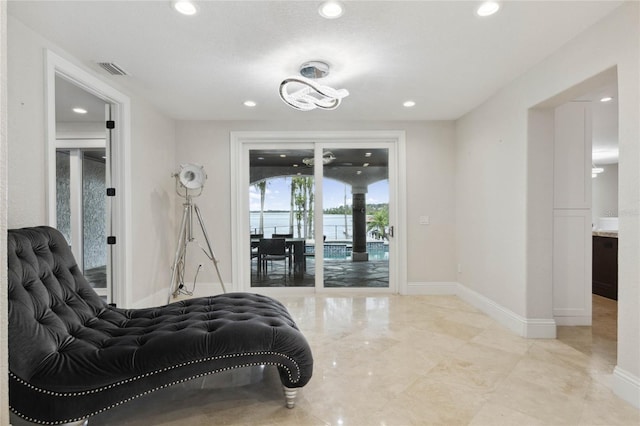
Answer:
[250,257,390,288]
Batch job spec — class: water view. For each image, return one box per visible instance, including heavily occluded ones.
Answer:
[250,211,353,241]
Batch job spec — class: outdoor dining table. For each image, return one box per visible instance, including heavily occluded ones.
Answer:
[251,237,306,279]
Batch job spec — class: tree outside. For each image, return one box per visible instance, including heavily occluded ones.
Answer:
[367,206,389,240]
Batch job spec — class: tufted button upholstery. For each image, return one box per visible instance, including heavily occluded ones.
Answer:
[8,226,313,425]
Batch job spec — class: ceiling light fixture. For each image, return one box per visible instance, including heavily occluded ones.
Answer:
[600,96,613,102]
[476,1,500,17]
[243,100,257,107]
[403,100,416,108]
[72,107,87,114]
[299,61,330,79]
[319,1,344,19]
[302,151,336,166]
[172,0,198,16]
[279,61,349,111]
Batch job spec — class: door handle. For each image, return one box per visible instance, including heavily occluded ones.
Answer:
[389,226,394,238]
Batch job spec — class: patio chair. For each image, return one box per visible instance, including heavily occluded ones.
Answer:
[259,238,291,275]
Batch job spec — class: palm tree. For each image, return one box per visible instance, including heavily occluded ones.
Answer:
[367,207,389,240]
[288,177,295,235]
[254,180,267,234]
[291,176,314,238]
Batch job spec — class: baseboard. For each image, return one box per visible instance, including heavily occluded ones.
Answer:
[613,366,640,409]
[177,281,228,298]
[553,315,592,326]
[130,288,168,309]
[456,284,556,339]
[405,281,458,295]
[130,282,229,308]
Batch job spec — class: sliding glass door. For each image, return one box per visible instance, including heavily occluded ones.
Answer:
[247,142,393,291]
[322,147,389,288]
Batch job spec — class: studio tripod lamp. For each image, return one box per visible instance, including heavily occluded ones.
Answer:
[167,163,226,302]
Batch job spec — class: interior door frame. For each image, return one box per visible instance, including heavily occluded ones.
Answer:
[45,50,132,306]
[230,130,407,294]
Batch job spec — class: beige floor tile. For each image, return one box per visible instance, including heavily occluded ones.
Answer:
[578,380,640,425]
[469,401,550,426]
[39,294,636,426]
[488,375,587,425]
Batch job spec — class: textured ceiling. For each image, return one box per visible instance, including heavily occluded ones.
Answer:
[9,0,623,122]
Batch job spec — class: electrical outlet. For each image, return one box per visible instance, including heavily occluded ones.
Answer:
[419,215,430,225]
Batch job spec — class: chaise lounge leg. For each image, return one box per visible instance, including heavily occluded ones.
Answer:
[283,386,298,409]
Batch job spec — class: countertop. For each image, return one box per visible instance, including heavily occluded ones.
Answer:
[593,231,618,238]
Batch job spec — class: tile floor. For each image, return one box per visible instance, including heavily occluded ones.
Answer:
[42,294,640,425]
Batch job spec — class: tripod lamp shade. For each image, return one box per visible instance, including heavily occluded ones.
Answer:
[178,163,207,190]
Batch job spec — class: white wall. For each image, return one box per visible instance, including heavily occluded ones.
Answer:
[174,120,457,289]
[456,1,639,406]
[592,163,619,226]
[7,16,177,308]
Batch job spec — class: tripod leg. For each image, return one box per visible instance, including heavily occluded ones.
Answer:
[167,205,189,303]
[194,204,227,293]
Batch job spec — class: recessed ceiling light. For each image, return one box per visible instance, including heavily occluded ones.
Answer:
[257,157,265,160]
[364,152,372,157]
[243,100,257,107]
[319,1,344,19]
[293,164,299,167]
[403,100,416,108]
[600,96,613,102]
[172,0,198,16]
[356,170,362,175]
[72,107,87,114]
[476,1,500,17]
[363,163,370,167]
[280,154,287,158]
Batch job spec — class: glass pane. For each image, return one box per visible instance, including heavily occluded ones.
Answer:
[323,148,389,288]
[82,149,107,289]
[56,150,71,244]
[249,148,314,287]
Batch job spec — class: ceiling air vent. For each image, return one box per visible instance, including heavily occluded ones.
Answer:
[97,62,129,76]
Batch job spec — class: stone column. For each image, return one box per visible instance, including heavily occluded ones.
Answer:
[351,190,368,262]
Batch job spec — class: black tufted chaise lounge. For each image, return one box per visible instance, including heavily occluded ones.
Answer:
[7,226,313,425]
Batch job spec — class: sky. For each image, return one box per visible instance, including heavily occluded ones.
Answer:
[249,177,389,211]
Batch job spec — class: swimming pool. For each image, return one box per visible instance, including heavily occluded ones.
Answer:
[305,241,389,261]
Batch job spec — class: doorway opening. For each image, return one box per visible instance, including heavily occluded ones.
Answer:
[529,66,619,374]
[45,50,132,306]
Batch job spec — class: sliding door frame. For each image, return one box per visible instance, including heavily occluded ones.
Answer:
[230,130,407,294]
